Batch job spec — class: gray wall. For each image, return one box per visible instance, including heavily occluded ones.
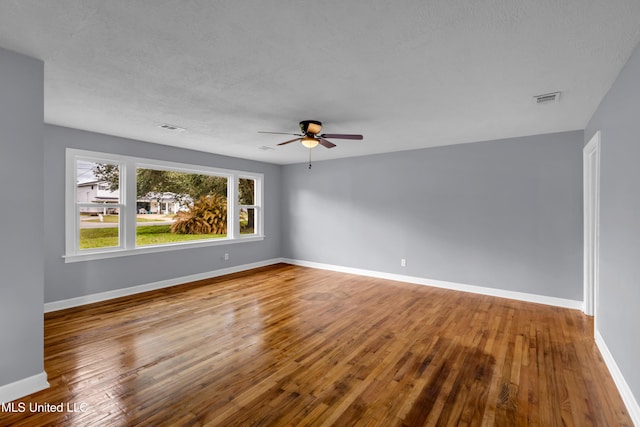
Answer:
[44,125,281,303]
[585,40,640,405]
[282,131,583,300]
[0,48,45,386]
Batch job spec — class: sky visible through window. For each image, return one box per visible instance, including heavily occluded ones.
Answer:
[76,160,99,183]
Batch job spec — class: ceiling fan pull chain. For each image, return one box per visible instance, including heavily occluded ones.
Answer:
[308,148,312,169]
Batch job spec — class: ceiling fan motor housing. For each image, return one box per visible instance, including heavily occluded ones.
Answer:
[300,120,322,135]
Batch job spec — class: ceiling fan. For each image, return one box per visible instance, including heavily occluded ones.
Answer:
[258,120,363,149]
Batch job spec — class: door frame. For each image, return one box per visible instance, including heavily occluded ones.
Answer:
[583,131,601,321]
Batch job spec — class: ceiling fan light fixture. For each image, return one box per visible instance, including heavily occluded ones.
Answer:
[301,136,319,148]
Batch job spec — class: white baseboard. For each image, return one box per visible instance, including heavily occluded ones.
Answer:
[595,330,640,426]
[44,258,283,313]
[0,371,49,404]
[281,258,583,310]
[47,257,581,313]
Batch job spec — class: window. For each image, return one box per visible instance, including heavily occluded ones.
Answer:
[75,159,123,250]
[135,167,229,246]
[238,177,260,236]
[66,149,264,262]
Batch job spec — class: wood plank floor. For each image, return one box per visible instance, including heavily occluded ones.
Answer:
[0,264,632,426]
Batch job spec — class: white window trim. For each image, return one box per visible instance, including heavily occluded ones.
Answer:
[236,176,263,238]
[65,148,264,263]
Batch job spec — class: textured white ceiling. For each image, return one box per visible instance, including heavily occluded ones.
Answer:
[1,1,640,164]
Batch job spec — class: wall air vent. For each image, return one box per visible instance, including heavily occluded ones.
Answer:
[533,92,561,104]
[158,123,186,132]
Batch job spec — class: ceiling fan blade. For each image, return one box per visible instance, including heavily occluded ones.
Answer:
[258,131,303,136]
[318,138,336,148]
[320,133,363,140]
[277,137,302,146]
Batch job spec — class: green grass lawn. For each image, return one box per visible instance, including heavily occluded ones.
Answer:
[79,225,226,249]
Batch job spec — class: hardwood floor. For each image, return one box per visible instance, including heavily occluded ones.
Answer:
[1,264,632,426]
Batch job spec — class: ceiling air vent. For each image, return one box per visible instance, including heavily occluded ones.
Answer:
[158,123,186,132]
[533,92,561,104]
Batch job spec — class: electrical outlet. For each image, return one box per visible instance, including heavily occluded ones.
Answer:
[224,253,229,261]
[401,258,406,267]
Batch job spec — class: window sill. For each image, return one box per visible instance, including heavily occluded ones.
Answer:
[63,235,265,263]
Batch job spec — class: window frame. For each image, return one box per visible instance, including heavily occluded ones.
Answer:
[65,148,264,263]
[237,176,262,237]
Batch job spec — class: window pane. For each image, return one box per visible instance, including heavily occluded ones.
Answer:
[76,161,120,203]
[79,212,119,249]
[136,168,228,246]
[240,207,255,235]
[239,178,255,205]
